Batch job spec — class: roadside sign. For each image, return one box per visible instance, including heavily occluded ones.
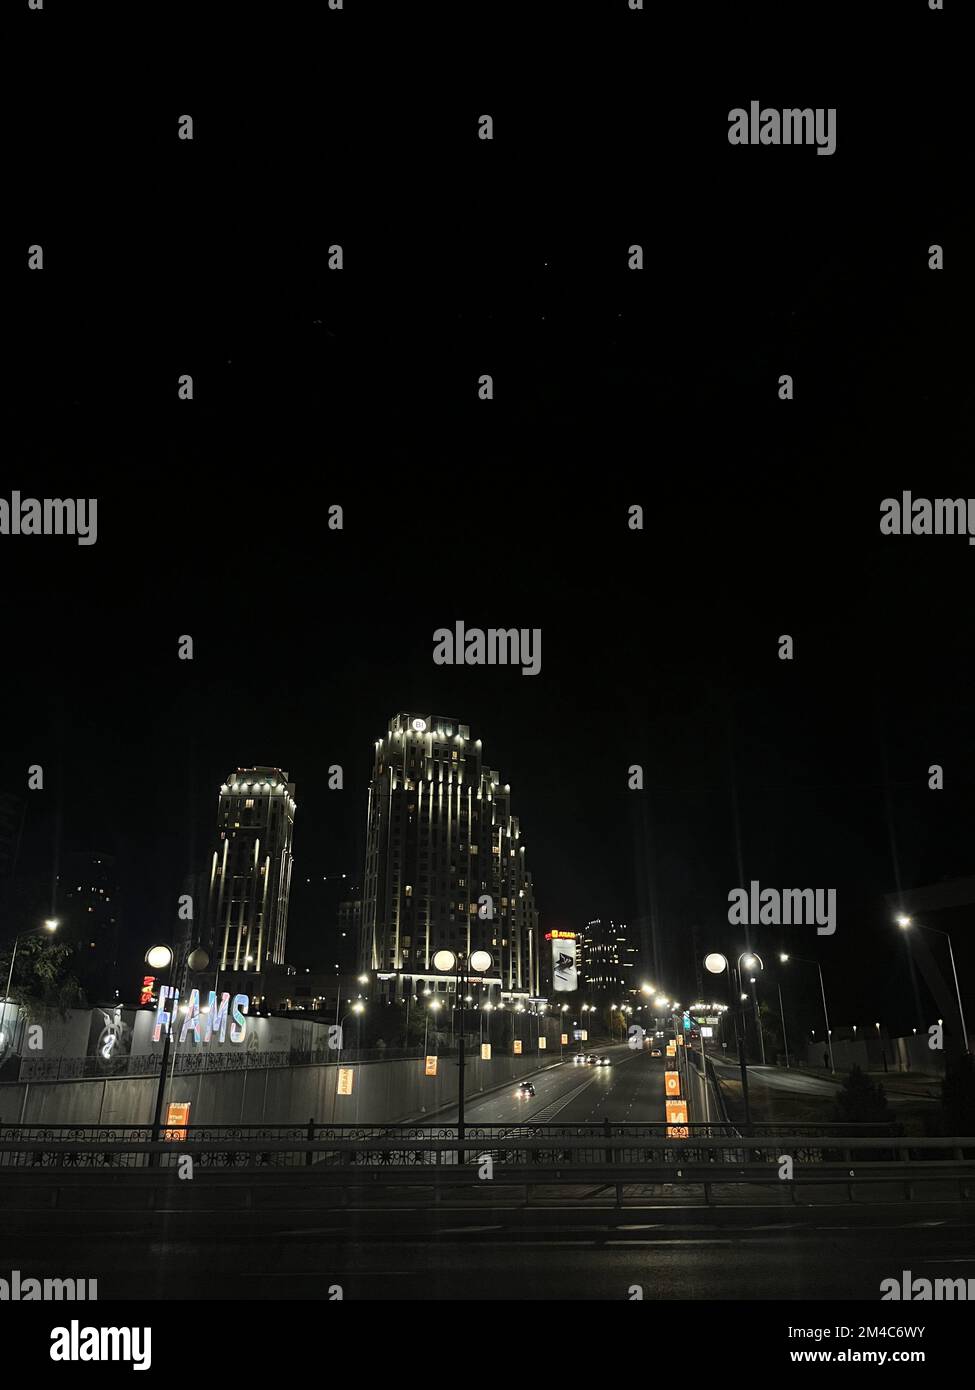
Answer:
[666,1042,676,1056]
[481,1043,491,1060]
[677,1035,684,1047]
[337,1067,355,1095]
[560,1033,568,1045]
[701,1026,714,1038]
[538,1037,547,1050]
[513,1040,522,1055]
[424,1055,438,1077]
[164,1101,190,1141]
[664,1070,681,1096]
[666,1099,688,1130]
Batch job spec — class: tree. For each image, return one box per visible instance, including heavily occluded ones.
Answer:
[0,934,86,1018]
[834,1064,892,1125]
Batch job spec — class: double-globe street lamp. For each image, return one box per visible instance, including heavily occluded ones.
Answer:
[704,952,753,1130]
[146,942,211,1155]
[431,947,493,1163]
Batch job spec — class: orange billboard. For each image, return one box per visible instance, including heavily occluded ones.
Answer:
[664,1070,681,1096]
[164,1101,190,1141]
[666,1099,688,1125]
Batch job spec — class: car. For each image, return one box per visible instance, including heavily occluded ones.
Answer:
[585,1053,599,1065]
[598,1056,611,1066]
[650,1047,662,1057]
[573,1053,587,1064]
[517,1081,536,1097]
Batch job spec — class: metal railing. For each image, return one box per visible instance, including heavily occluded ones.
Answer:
[0,1123,969,1176]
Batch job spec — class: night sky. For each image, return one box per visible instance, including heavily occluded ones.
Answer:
[4,1,972,1043]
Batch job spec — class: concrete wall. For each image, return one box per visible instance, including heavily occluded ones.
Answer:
[0,1048,567,1128]
[801,1034,946,1075]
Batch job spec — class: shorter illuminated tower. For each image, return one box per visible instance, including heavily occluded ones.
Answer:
[205,767,296,971]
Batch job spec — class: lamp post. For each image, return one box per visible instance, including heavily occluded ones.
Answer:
[329,1001,364,1126]
[432,948,492,1164]
[781,952,834,1072]
[0,919,59,1067]
[147,944,176,1158]
[737,952,766,1065]
[897,915,969,1054]
[776,969,791,1068]
[704,953,751,1130]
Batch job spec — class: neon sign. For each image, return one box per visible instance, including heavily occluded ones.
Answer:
[152,987,249,1045]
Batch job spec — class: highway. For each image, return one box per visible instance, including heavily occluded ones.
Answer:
[434,1042,709,1127]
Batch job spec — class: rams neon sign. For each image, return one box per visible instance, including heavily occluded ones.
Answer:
[152,986,249,1045]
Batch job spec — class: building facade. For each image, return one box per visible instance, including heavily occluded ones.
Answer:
[61,851,121,1004]
[581,917,640,1002]
[359,712,539,1004]
[205,767,296,972]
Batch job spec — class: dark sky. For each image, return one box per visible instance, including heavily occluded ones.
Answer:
[4,0,973,1043]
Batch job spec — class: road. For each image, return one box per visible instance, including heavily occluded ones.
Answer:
[435,1042,705,1126]
[3,1196,973,1300]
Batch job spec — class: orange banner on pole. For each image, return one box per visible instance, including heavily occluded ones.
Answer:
[337,1067,355,1095]
[513,1040,522,1055]
[666,1099,688,1125]
[560,1033,568,1046]
[665,1070,681,1096]
[424,1055,438,1076]
[164,1101,190,1141]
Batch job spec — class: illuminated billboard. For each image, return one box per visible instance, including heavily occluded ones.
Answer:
[546,930,578,993]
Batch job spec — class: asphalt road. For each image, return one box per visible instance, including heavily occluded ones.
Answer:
[436,1043,677,1126]
[4,1198,973,1300]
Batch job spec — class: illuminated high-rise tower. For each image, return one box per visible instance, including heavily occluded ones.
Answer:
[205,766,296,971]
[359,713,539,1003]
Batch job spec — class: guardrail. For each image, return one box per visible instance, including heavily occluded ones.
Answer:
[0,1133,972,1208]
[0,1125,970,1170]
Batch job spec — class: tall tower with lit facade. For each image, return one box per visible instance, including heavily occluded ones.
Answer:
[359,713,539,1003]
[205,767,296,971]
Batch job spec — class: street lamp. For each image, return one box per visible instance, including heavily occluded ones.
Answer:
[146,944,176,1154]
[897,915,969,1053]
[782,953,835,1072]
[432,947,493,1161]
[704,951,752,1129]
[0,919,59,1063]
